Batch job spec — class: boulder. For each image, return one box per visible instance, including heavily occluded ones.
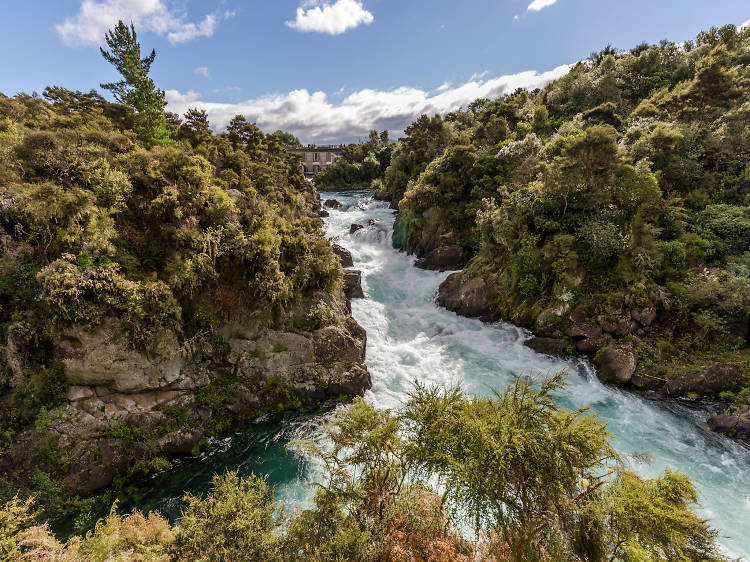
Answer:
[332,243,354,268]
[324,199,342,209]
[343,269,365,299]
[373,190,391,201]
[567,323,602,339]
[416,246,464,272]
[350,223,364,234]
[437,271,498,320]
[707,413,750,442]
[524,337,566,356]
[597,315,631,337]
[631,309,657,327]
[664,364,742,397]
[319,209,330,217]
[594,343,638,385]
[575,335,609,353]
[630,370,664,390]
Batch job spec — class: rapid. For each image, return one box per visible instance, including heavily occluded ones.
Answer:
[138,191,750,557]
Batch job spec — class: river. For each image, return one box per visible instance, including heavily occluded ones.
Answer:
[135,190,750,558]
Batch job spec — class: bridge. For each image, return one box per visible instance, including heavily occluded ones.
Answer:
[286,144,349,177]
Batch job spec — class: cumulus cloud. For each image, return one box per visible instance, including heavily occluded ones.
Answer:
[56,0,234,46]
[527,0,558,12]
[740,19,750,30]
[286,0,374,35]
[195,66,210,78]
[165,64,572,143]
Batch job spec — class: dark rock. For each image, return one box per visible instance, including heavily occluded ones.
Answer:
[389,199,399,210]
[594,343,638,385]
[319,209,329,217]
[664,364,742,397]
[324,199,342,209]
[326,364,372,397]
[350,223,364,234]
[367,218,381,226]
[525,337,566,356]
[437,271,498,320]
[415,246,464,272]
[575,335,609,353]
[569,304,590,324]
[631,309,657,327]
[630,370,665,390]
[332,244,353,268]
[707,414,740,433]
[567,323,602,339]
[343,269,364,299]
[373,189,391,201]
[707,412,750,442]
[597,315,631,336]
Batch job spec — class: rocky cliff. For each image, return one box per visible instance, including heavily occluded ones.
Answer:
[437,267,750,444]
[5,289,369,496]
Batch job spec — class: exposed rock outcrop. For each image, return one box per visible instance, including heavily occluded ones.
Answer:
[373,190,391,201]
[350,223,364,234]
[324,199,342,209]
[332,243,354,268]
[343,269,365,299]
[664,364,742,397]
[594,343,638,384]
[416,246,465,272]
[524,337,566,356]
[9,291,370,496]
[436,270,498,320]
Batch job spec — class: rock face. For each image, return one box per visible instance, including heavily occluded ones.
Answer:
[319,209,330,217]
[343,269,365,299]
[707,412,750,442]
[332,244,354,268]
[416,246,464,272]
[373,190,391,201]
[524,337,566,356]
[324,199,342,209]
[594,343,638,384]
[664,364,742,397]
[437,271,498,320]
[12,291,370,497]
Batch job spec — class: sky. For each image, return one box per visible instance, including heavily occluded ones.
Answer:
[1,1,749,143]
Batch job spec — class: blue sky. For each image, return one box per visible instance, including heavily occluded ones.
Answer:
[1,1,748,142]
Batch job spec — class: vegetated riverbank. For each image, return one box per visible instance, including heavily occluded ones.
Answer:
[0,79,370,527]
[8,190,748,560]
[314,25,750,444]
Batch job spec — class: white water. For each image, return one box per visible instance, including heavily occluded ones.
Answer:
[321,191,750,558]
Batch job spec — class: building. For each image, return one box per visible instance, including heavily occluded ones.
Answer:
[287,144,348,177]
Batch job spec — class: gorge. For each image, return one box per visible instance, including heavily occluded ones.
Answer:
[120,191,750,558]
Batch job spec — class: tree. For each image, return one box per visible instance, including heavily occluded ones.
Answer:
[178,107,212,147]
[100,21,170,148]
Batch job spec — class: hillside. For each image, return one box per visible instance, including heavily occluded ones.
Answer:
[316,25,750,441]
[0,24,369,521]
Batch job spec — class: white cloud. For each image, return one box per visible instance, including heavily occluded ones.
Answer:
[56,0,234,46]
[195,66,210,78]
[527,0,558,12]
[739,19,750,30]
[514,15,520,21]
[165,64,572,143]
[286,0,374,35]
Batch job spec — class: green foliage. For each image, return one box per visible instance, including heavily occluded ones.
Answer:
[313,130,394,191]
[0,376,726,561]
[178,471,281,561]
[100,21,170,148]
[348,24,750,368]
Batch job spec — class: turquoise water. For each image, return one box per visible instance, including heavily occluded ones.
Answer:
[138,191,750,557]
